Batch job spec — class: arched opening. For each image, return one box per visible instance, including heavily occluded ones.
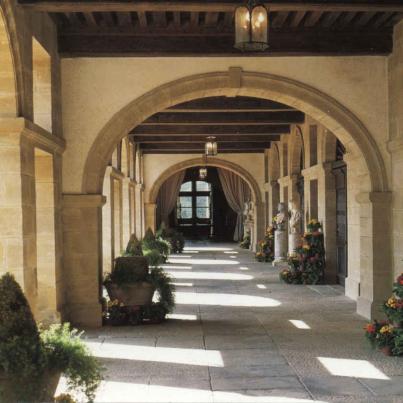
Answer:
[155,166,254,243]
[0,6,18,117]
[67,71,391,327]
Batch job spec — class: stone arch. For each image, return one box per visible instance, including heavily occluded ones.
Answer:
[82,70,388,195]
[0,3,21,117]
[147,157,264,248]
[148,157,262,205]
[269,144,280,182]
[323,130,339,163]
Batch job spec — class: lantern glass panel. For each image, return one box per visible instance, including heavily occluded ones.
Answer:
[251,5,268,46]
[235,6,250,49]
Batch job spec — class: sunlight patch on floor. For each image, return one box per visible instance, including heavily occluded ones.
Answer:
[184,246,234,252]
[167,271,253,280]
[239,266,249,270]
[224,251,238,254]
[289,320,311,329]
[317,357,390,380]
[257,284,267,289]
[171,282,194,287]
[175,292,281,307]
[161,265,192,270]
[166,313,198,320]
[86,343,224,367]
[168,258,239,265]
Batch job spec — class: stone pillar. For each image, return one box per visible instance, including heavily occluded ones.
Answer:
[0,119,37,312]
[135,182,144,238]
[102,168,112,273]
[121,177,131,248]
[320,162,337,284]
[268,180,280,224]
[145,202,157,232]
[273,202,288,265]
[356,192,392,319]
[62,194,105,327]
[254,201,265,251]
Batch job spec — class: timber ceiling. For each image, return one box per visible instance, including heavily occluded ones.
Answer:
[18,1,403,56]
[129,96,303,154]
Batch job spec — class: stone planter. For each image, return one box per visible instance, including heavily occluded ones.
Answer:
[106,282,155,306]
[0,370,60,402]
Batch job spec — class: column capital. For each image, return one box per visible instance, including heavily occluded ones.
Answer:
[135,182,145,191]
[0,117,65,154]
[63,194,106,208]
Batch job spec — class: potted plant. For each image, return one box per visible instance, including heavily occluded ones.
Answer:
[124,234,143,256]
[382,296,403,328]
[157,225,185,254]
[0,273,102,402]
[392,329,403,356]
[376,324,396,355]
[142,228,171,261]
[240,231,251,249]
[104,256,155,306]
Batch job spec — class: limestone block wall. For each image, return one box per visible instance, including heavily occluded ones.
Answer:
[61,56,390,195]
[102,142,137,274]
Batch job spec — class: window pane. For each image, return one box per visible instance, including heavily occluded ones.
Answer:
[197,207,210,219]
[180,181,192,192]
[180,208,193,219]
[196,181,211,191]
[196,196,209,208]
[179,196,192,208]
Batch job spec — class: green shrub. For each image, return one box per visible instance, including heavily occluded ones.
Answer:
[104,256,149,286]
[0,273,103,402]
[41,323,103,401]
[142,228,171,258]
[124,234,143,256]
[148,267,175,314]
[0,273,45,400]
[157,226,185,254]
[143,249,166,267]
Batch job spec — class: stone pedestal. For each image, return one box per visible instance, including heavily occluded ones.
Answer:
[288,232,300,255]
[273,229,288,264]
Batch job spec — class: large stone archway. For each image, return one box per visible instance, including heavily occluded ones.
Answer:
[67,69,392,326]
[146,157,264,247]
[82,69,388,195]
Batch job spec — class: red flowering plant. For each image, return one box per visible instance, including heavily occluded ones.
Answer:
[382,296,403,326]
[364,320,387,346]
[255,226,275,263]
[393,273,403,299]
[279,220,325,285]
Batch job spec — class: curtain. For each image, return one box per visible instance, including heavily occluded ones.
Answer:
[157,170,186,227]
[218,168,251,241]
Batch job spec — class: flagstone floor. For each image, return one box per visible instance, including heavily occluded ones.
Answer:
[60,242,403,402]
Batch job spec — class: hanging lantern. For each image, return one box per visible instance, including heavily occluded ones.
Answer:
[234,1,269,51]
[205,136,218,156]
[199,167,208,179]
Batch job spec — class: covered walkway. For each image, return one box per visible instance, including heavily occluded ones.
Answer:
[73,244,402,402]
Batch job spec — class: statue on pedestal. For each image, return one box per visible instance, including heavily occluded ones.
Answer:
[273,202,288,265]
[288,199,302,254]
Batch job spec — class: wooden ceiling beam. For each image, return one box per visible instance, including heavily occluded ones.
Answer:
[141,149,265,154]
[140,141,272,149]
[130,124,291,135]
[18,1,403,13]
[142,111,305,125]
[58,30,393,56]
[131,135,281,143]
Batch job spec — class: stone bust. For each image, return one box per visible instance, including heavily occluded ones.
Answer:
[275,202,287,230]
[288,199,301,234]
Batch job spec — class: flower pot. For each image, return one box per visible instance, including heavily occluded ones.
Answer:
[106,282,155,306]
[0,370,60,402]
[380,346,393,356]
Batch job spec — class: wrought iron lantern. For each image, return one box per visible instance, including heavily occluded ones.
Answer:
[199,167,208,180]
[234,1,269,51]
[205,136,218,156]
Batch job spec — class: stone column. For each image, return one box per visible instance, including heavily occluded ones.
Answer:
[135,182,144,238]
[62,194,105,327]
[320,162,337,284]
[356,192,392,319]
[273,202,288,265]
[268,180,280,224]
[144,202,157,232]
[121,177,131,248]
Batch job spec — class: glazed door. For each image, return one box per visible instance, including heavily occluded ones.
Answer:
[333,163,348,285]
